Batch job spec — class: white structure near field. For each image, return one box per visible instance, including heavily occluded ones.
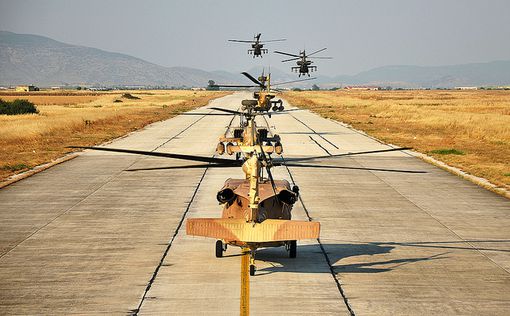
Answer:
[344,85,381,90]
[455,86,478,90]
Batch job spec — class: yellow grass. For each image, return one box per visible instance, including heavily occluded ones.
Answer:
[0,90,230,181]
[283,90,510,191]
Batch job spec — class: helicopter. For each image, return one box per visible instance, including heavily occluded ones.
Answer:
[69,101,423,276]
[229,33,286,58]
[210,70,316,114]
[275,48,332,77]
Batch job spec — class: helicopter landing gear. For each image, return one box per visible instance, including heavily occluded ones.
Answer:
[274,141,283,155]
[287,240,297,258]
[216,240,227,258]
[249,249,256,276]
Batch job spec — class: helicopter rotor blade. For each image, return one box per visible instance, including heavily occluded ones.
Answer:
[270,108,302,114]
[274,51,300,58]
[260,39,286,43]
[280,57,301,63]
[169,112,234,116]
[280,163,426,174]
[228,40,254,43]
[307,47,328,57]
[273,147,413,164]
[308,57,333,59]
[126,163,240,172]
[208,107,245,115]
[68,146,241,165]
[241,72,264,87]
[211,84,259,88]
[272,77,317,86]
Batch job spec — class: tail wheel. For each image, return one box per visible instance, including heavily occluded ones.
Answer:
[215,240,223,258]
[249,264,256,276]
[289,240,297,258]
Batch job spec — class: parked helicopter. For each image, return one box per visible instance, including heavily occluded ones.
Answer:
[210,70,316,114]
[229,33,286,58]
[69,101,423,276]
[275,48,332,77]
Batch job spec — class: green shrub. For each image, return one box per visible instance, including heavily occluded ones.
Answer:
[430,148,465,155]
[0,99,39,115]
[1,163,30,171]
[121,93,140,99]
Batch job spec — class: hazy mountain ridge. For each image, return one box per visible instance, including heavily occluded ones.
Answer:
[1,31,509,88]
[328,61,510,88]
[0,31,236,86]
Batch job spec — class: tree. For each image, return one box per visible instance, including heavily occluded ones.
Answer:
[206,80,219,91]
[311,84,320,91]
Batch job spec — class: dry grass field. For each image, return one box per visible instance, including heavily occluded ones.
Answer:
[283,90,510,192]
[0,90,229,182]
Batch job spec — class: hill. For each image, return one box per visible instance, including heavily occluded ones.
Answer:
[1,31,509,88]
[0,31,235,87]
[326,61,510,88]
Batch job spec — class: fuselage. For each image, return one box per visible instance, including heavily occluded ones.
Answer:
[251,43,263,56]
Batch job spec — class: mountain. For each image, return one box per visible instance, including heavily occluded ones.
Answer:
[1,31,509,88]
[323,61,510,88]
[0,31,235,87]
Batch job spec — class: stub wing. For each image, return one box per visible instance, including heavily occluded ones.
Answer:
[186,218,320,242]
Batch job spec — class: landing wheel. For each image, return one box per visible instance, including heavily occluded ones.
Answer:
[289,240,297,258]
[249,264,256,276]
[215,240,224,258]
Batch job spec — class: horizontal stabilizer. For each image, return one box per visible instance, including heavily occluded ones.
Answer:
[186,218,320,242]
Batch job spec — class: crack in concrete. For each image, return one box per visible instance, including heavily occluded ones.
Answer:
[289,112,339,149]
[0,109,217,261]
[261,113,356,316]
[362,162,510,276]
[132,111,238,315]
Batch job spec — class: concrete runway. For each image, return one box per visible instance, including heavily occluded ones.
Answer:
[1,92,509,315]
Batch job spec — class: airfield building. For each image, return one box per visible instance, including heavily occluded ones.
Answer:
[15,85,39,92]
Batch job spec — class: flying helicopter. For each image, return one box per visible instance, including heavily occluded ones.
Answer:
[275,48,332,77]
[210,70,316,114]
[229,33,286,58]
[69,101,424,276]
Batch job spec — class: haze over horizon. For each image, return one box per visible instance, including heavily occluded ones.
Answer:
[1,0,509,77]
